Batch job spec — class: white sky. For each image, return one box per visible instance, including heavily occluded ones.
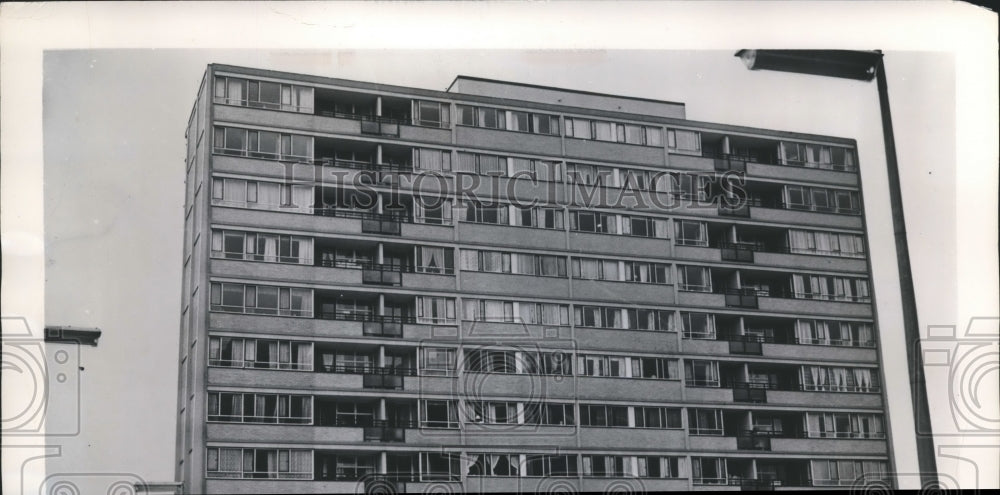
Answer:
[2,1,997,492]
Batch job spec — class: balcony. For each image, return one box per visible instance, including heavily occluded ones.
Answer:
[721,288,759,309]
[718,243,755,263]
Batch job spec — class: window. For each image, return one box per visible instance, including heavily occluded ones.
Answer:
[637,457,680,478]
[207,392,311,424]
[681,313,716,339]
[667,129,701,153]
[692,457,727,485]
[464,349,517,373]
[784,186,860,214]
[522,352,573,376]
[580,404,630,427]
[511,206,564,230]
[567,163,614,186]
[421,347,456,376]
[684,360,720,387]
[570,210,616,234]
[421,453,461,481]
[413,148,452,172]
[566,118,662,146]
[678,266,712,292]
[631,357,678,379]
[211,178,313,213]
[522,402,575,425]
[621,215,670,239]
[421,401,459,429]
[623,261,669,284]
[525,454,578,477]
[460,201,509,225]
[415,296,456,324]
[517,302,570,326]
[571,258,621,281]
[574,306,624,329]
[213,76,313,113]
[624,309,673,331]
[413,196,453,225]
[211,230,313,264]
[582,455,628,477]
[635,407,682,429]
[465,401,519,424]
[791,274,871,302]
[688,408,724,435]
[795,319,875,347]
[788,229,866,258]
[414,100,450,128]
[415,246,453,274]
[209,337,313,371]
[675,221,709,246]
[213,126,314,161]
[672,172,708,200]
[578,354,628,377]
[209,282,313,317]
[805,412,885,439]
[532,114,560,135]
[800,366,879,393]
[811,460,888,486]
[781,142,858,171]
[206,448,312,479]
[467,454,520,477]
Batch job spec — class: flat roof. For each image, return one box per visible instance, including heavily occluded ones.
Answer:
[447,75,687,107]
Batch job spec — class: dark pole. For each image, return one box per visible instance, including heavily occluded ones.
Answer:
[873,56,939,486]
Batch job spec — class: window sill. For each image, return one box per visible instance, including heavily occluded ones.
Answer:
[456,123,560,138]
[566,136,664,149]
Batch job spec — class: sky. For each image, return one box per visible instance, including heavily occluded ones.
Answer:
[2,2,998,493]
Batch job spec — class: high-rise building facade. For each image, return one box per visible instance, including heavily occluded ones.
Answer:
[176,64,892,493]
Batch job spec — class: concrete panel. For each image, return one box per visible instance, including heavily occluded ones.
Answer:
[767,390,883,409]
[683,387,734,404]
[458,373,577,400]
[209,313,365,340]
[209,259,361,286]
[750,207,864,231]
[400,222,454,242]
[207,367,363,390]
[578,427,686,449]
[770,437,887,455]
[460,321,573,343]
[669,153,716,172]
[681,339,730,356]
[456,126,563,156]
[673,245,722,263]
[762,343,879,364]
[456,222,567,251]
[576,377,683,402]
[754,251,868,274]
[758,297,873,318]
[747,162,859,188]
[399,124,452,144]
[205,423,365,444]
[408,375,459,395]
[565,139,666,166]
[205,480,361,494]
[573,327,679,354]
[688,435,738,452]
[676,291,726,308]
[571,279,674,305]
[568,232,672,258]
[212,207,363,236]
[403,272,457,291]
[461,425,577,448]
[460,271,571,299]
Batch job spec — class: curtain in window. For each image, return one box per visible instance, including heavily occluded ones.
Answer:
[256,182,281,207]
[672,130,701,151]
[787,230,813,253]
[509,157,533,177]
[259,235,278,262]
[807,366,826,390]
[223,179,247,205]
[455,152,477,173]
[518,303,538,325]
[830,368,849,391]
[540,304,564,325]
[219,449,243,476]
[577,259,599,279]
[568,118,591,139]
[857,324,873,346]
[289,185,313,213]
[460,250,479,271]
[853,368,873,391]
[420,247,445,272]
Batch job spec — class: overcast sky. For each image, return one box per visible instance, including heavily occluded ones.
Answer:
[2,2,998,492]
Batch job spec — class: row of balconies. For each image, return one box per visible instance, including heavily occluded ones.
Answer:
[205,367,883,409]
[212,94,860,187]
[212,151,863,231]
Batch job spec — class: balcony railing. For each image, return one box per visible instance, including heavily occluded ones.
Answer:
[314,363,417,376]
[736,430,773,451]
[717,242,755,263]
[314,207,411,224]
[720,288,759,309]
[312,156,412,173]
[207,414,312,425]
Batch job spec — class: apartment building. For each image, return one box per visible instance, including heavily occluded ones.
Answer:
[176,64,893,493]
